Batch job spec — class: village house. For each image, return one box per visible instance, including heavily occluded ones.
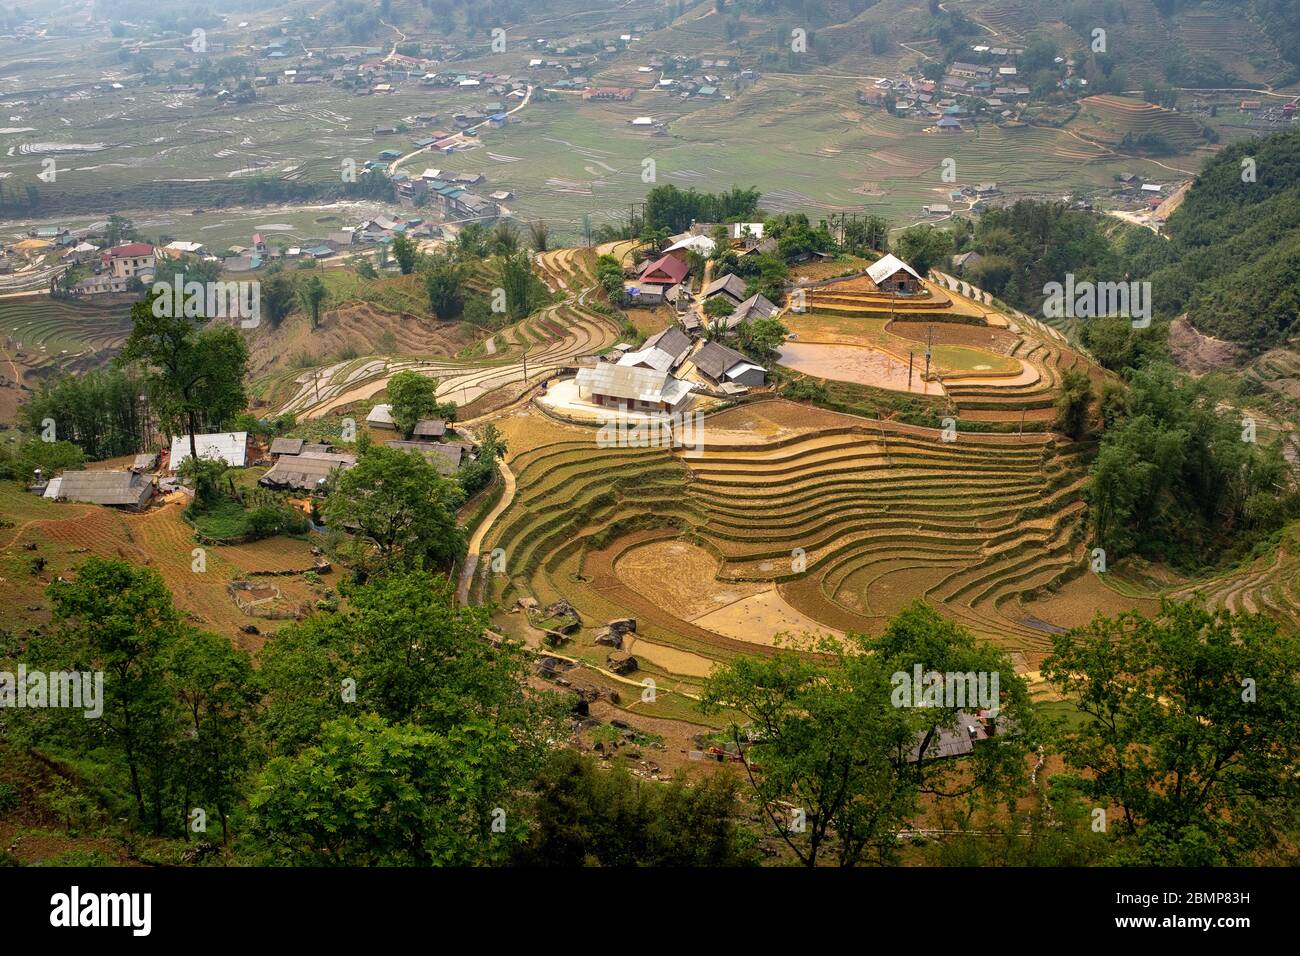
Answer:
[105,242,156,281]
[868,254,925,294]
[43,470,154,509]
[412,419,448,439]
[636,254,690,288]
[260,451,357,491]
[700,272,749,306]
[728,292,779,325]
[574,363,694,414]
[366,404,398,429]
[268,438,306,457]
[951,250,983,274]
[384,440,466,476]
[693,341,766,388]
[616,326,693,374]
[169,431,249,469]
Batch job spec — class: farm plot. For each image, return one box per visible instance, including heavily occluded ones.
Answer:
[0,484,321,652]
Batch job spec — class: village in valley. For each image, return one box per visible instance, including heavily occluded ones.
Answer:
[2,0,1300,881]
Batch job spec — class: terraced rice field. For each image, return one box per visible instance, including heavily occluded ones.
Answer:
[0,296,133,368]
[1074,96,1206,153]
[784,267,1096,427]
[474,399,1099,689]
[274,244,622,421]
[1166,522,1300,624]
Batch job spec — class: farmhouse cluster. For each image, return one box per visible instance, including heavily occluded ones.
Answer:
[28,415,477,510]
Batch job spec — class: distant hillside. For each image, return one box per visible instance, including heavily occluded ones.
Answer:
[1129,129,1300,350]
[1074,95,1208,154]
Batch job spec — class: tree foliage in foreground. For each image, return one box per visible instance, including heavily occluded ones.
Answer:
[1043,601,1300,865]
[701,603,1036,866]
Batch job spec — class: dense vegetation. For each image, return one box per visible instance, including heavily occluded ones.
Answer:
[1087,362,1298,568]
[959,132,1300,352]
[6,567,1297,867]
[643,184,763,233]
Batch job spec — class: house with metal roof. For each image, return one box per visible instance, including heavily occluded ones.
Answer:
[43,470,154,509]
[412,419,447,438]
[269,437,305,457]
[693,341,766,387]
[574,364,694,413]
[700,272,748,305]
[728,292,779,325]
[260,451,357,491]
[867,254,925,294]
[384,440,465,475]
[366,404,397,429]
[169,432,249,469]
[641,327,693,368]
[636,255,690,287]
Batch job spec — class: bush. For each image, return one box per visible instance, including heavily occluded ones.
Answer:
[246,505,310,539]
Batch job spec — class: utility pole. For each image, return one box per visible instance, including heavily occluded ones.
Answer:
[908,350,914,391]
[924,324,933,385]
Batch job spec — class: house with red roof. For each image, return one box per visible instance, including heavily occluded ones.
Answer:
[104,242,157,281]
[636,254,690,287]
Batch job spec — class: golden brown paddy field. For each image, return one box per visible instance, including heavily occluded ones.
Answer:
[780,269,1094,427]
[472,396,1163,698]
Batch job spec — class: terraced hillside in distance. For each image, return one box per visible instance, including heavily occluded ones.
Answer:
[0,481,322,654]
[0,294,134,419]
[266,244,625,421]
[1074,95,1208,153]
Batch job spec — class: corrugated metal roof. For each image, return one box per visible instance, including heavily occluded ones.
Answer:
[269,438,305,456]
[44,470,152,507]
[169,432,248,468]
[412,419,447,438]
[694,341,750,380]
[575,364,672,403]
[384,441,463,475]
[867,254,923,285]
[642,327,692,364]
[366,404,396,427]
[259,451,356,490]
[617,346,675,373]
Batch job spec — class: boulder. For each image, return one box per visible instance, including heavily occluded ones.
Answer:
[607,651,638,675]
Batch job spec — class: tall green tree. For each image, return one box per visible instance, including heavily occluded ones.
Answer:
[390,233,418,274]
[498,250,536,321]
[298,274,327,330]
[1054,367,1094,439]
[385,369,439,437]
[247,714,521,865]
[321,444,466,571]
[701,603,1034,866]
[117,293,249,461]
[165,627,259,842]
[35,559,183,832]
[511,750,759,866]
[893,225,953,277]
[422,253,464,320]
